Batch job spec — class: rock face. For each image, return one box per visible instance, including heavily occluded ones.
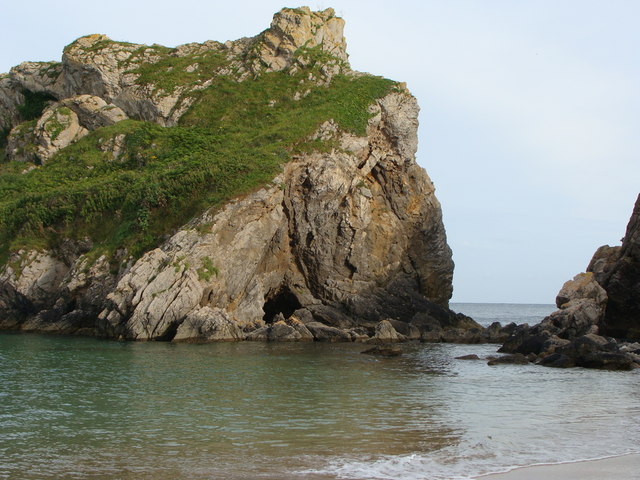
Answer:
[254,7,348,73]
[499,194,640,369]
[591,195,640,340]
[0,7,484,343]
[92,88,463,341]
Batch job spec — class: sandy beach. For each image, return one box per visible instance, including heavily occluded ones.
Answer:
[478,454,640,480]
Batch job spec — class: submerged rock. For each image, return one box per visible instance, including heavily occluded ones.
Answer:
[361,345,403,357]
[455,354,480,360]
[538,353,575,368]
[487,353,530,366]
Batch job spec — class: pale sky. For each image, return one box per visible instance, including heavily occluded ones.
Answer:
[1,1,638,303]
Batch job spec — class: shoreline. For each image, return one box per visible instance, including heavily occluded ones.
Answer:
[476,453,640,480]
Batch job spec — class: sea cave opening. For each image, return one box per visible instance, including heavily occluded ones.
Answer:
[262,285,302,323]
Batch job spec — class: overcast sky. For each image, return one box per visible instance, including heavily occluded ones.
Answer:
[1,1,638,303]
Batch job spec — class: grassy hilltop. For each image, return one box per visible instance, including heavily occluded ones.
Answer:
[0,22,397,265]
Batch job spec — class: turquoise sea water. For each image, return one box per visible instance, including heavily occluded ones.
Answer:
[1,303,639,480]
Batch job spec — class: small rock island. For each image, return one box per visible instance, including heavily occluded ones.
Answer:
[0,7,494,343]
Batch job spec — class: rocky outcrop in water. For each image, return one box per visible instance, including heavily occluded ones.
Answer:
[0,7,489,343]
[498,194,640,370]
[591,195,640,340]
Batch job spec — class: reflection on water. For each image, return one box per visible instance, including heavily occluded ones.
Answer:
[0,336,459,479]
[1,323,639,480]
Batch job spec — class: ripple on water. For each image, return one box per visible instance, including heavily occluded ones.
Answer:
[0,326,639,480]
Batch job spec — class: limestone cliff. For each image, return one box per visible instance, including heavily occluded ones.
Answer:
[0,7,481,342]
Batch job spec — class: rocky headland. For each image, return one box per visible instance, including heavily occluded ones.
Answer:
[497,194,640,370]
[0,7,508,344]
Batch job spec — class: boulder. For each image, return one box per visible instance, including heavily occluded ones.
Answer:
[487,353,530,366]
[20,305,95,336]
[540,335,571,355]
[538,353,576,368]
[304,321,352,342]
[387,318,421,340]
[173,307,243,342]
[455,354,480,360]
[498,324,538,354]
[534,334,636,370]
[306,304,357,329]
[619,342,640,354]
[575,352,636,371]
[7,104,90,163]
[555,272,607,308]
[245,325,270,341]
[60,94,128,130]
[248,315,315,342]
[542,298,604,338]
[33,104,88,162]
[348,326,371,342]
[367,319,405,344]
[0,250,68,310]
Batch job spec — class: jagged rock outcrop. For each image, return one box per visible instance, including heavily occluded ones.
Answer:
[499,194,640,369]
[591,194,640,339]
[0,7,486,343]
[0,7,350,134]
[253,6,347,73]
[6,102,93,163]
[92,88,461,341]
[0,75,24,131]
[60,94,128,130]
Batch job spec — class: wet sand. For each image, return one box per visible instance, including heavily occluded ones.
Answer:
[478,454,640,479]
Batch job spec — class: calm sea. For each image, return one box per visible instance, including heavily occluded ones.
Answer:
[1,303,639,480]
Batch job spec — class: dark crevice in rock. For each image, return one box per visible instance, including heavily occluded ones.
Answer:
[155,321,179,342]
[344,258,357,279]
[262,285,301,323]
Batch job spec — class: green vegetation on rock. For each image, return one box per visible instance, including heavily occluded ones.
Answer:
[0,128,9,162]
[130,48,228,93]
[197,257,219,281]
[44,107,73,141]
[0,41,396,266]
